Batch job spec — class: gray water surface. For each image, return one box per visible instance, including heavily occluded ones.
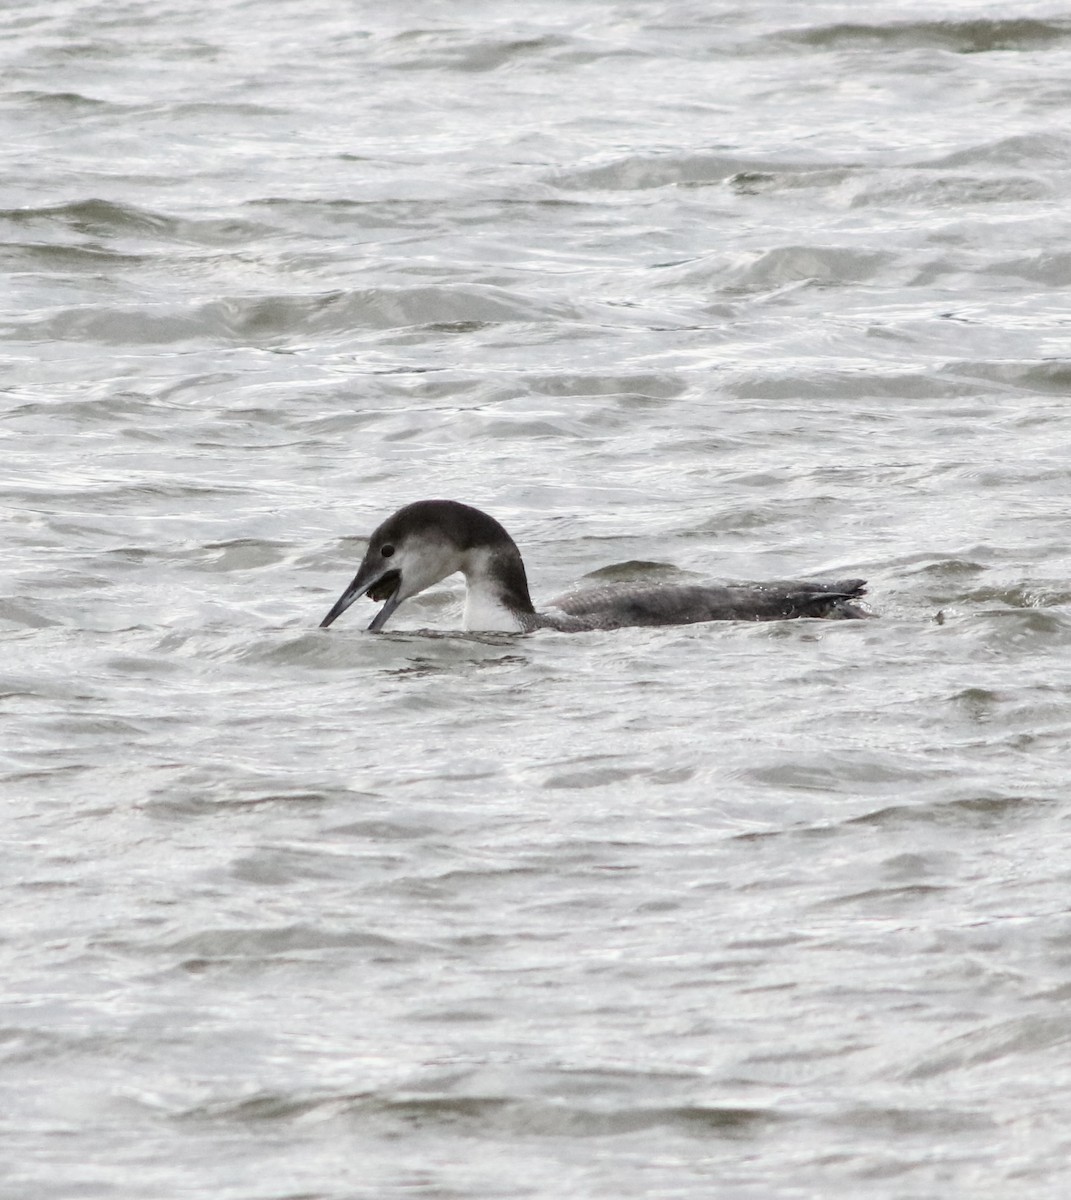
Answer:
[4,1,1071,1197]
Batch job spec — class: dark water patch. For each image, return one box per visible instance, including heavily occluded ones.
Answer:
[172,538,289,573]
[0,600,64,630]
[374,1097,774,1139]
[241,629,530,672]
[0,198,279,248]
[2,303,210,346]
[926,133,1071,169]
[23,378,238,422]
[550,152,789,192]
[9,285,579,346]
[572,560,696,586]
[722,367,987,402]
[966,607,1071,645]
[105,653,186,677]
[827,1105,992,1136]
[743,752,946,795]
[165,100,289,120]
[163,922,434,964]
[950,687,1006,725]
[405,1004,497,1024]
[246,194,464,238]
[35,714,150,740]
[726,167,856,195]
[694,497,839,534]
[718,245,895,292]
[227,845,386,888]
[0,241,145,270]
[176,1088,346,1124]
[536,751,696,792]
[514,370,688,402]
[30,24,219,62]
[948,360,1071,394]
[0,1026,90,1068]
[327,815,458,843]
[783,19,1071,54]
[982,251,1071,287]
[542,765,644,790]
[848,171,1051,209]
[2,198,173,237]
[898,557,987,583]
[6,479,253,511]
[900,1015,1071,1081]
[815,884,951,914]
[7,88,134,112]
[383,31,597,73]
[891,570,1071,618]
[188,1085,776,1140]
[0,763,92,791]
[143,768,372,817]
[847,793,1053,831]
[389,864,546,904]
[949,682,1071,721]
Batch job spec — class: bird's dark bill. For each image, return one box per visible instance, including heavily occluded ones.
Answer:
[320,567,401,630]
[366,572,402,632]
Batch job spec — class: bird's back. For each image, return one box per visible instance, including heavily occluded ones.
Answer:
[539,579,869,631]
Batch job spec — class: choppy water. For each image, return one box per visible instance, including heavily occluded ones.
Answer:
[5,1,1071,1196]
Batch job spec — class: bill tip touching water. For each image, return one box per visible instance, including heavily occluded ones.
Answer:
[319,499,873,634]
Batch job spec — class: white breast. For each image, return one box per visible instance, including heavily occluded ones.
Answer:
[462,579,526,632]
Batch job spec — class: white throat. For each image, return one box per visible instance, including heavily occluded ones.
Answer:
[458,547,527,632]
[462,577,526,632]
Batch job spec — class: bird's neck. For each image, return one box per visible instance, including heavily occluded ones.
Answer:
[461,545,536,632]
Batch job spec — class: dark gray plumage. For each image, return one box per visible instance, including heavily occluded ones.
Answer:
[541,579,869,631]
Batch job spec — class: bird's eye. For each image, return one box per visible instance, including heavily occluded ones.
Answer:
[381,544,395,558]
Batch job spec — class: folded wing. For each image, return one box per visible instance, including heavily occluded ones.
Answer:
[542,579,870,630]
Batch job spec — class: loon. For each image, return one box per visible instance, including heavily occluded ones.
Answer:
[319,500,871,634]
